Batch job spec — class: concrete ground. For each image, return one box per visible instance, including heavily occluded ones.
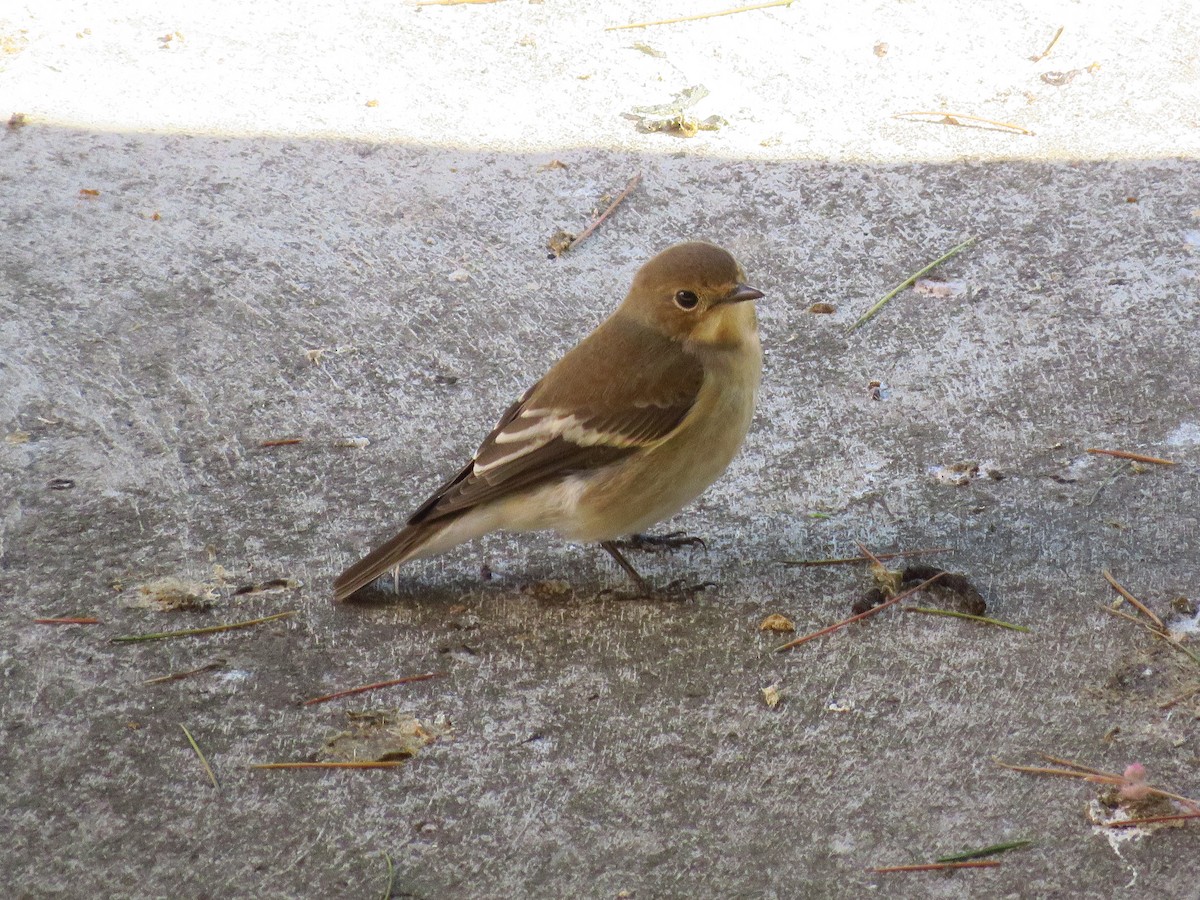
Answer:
[2,1,1199,897]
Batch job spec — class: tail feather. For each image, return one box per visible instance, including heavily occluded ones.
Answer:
[333,522,441,602]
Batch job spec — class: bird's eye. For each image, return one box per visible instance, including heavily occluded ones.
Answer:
[674,290,699,310]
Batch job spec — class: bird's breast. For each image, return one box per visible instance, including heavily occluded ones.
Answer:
[570,337,762,541]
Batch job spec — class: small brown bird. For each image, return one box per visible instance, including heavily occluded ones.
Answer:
[334,241,763,602]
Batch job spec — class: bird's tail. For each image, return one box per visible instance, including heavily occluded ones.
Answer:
[333,521,444,602]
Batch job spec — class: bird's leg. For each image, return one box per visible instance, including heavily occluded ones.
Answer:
[612,530,707,555]
[600,541,650,593]
[598,542,715,601]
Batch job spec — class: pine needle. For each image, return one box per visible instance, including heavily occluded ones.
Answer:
[902,606,1031,632]
[250,761,408,770]
[1031,26,1064,62]
[1087,448,1175,466]
[1101,569,1165,630]
[180,724,220,792]
[935,839,1033,863]
[775,572,946,652]
[302,672,444,706]
[871,861,1001,873]
[111,610,298,643]
[892,112,1033,135]
[1108,812,1200,828]
[563,172,641,253]
[846,235,979,333]
[780,547,952,567]
[606,1,793,31]
[380,852,396,900]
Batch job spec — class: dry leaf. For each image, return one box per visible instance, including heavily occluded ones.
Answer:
[125,577,217,611]
[760,613,796,633]
[319,710,451,763]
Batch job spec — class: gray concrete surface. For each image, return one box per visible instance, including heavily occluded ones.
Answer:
[2,1,1199,897]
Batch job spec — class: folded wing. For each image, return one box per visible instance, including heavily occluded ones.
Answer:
[410,318,704,525]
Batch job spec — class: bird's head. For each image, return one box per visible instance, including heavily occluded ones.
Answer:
[621,241,763,348]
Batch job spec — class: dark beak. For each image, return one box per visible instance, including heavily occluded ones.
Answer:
[720,283,765,305]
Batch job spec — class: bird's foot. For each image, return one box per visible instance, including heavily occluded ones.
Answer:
[662,578,717,600]
[613,531,707,555]
[597,539,713,600]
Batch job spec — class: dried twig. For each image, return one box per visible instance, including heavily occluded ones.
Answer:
[303,672,445,706]
[143,659,227,686]
[892,111,1033,135]
[775,572,946,653]
[250,761,407,770]
[33,617,101,625]
[1086,448,1175,466]
[902,606,1031,633]
[846,235,979,333]
[563,172,641,254]
[606,0,793,31]
[935,839,1033,863]
[1101,570,1165,630]
[781,547,952,568]
[871,861,1000,874]
[181,724,220,792]
[1030,26,1064,62]
[260,438,303,447]
[111,610,298,643]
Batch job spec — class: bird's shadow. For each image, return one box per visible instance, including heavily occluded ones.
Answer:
[333,576,483,608]
[333,572,714,608]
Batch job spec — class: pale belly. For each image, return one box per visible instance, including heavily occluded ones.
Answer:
[566,347,761,541]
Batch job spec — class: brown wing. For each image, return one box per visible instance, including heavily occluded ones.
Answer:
[408,316,704,526]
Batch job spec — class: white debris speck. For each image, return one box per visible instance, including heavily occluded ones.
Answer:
[829,836,856,855]
[218,670,252,683]
[913,278,967,298]
[1063,454,1098,480]
[928,461,1001,485]
[1088,798,1154,863]
[448,269,470,282]
[1183,230,1200,248]
[826,700,854,713]
[1166,422,1200,446]
[1169,607,1200,639]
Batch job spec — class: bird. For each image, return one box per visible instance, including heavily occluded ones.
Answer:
[333,241,763,602]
